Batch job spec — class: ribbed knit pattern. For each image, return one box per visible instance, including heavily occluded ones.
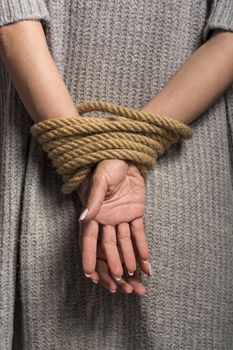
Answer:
[0,1,233,349]
[0,0,50,26]
[202,0,233,41]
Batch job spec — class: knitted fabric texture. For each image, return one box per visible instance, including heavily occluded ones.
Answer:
[1,1,233,349]
[30,100,193,194]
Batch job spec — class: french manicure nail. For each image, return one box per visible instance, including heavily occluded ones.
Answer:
[110,289,117,293]
[93,280,99,284]
[142,259,149,264]
[128,271,134,276]
[79,208,89,221]
[114,276,122,281]
[85,272,91,278]
[148,262,152,276]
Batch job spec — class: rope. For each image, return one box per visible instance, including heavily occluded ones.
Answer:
[30,100,193,194]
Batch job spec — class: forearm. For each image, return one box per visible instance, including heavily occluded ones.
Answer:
[0,20,78,122]
[142,30,233,124]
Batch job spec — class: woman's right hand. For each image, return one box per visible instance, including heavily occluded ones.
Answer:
[77,158,151,295]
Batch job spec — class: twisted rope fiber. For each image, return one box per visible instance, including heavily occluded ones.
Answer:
[30,101,193,194]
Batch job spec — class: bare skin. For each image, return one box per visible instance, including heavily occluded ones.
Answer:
[0,20,149,295]
[1,20,233,295]
[77,159,149,295]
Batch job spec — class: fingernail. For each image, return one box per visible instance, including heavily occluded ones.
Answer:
[93,280,99,284]
[85,272,91,278]
[127,289,133,293]
[148,262,152,276]
[79,208,89,221]
[110,289,117,293]
[114,275,122,281]
[142,259,149,264]
[128,271,134,276]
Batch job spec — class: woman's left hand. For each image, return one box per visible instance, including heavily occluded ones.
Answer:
[77,158,151,296]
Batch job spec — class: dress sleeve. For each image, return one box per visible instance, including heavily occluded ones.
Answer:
[0,0,50,27]
[202,0,233,42]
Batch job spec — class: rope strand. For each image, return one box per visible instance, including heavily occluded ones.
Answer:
[30,100,193,194]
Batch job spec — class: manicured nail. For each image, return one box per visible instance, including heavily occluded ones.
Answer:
[85,272,91,278]
[110,289,117,293]
[79,208,88,221]
[142,259,149,264]
[127,289,133,293]
[114,275,122,281]
[128,271,134,276]
[93,280,99,284]
[148,262,152,276]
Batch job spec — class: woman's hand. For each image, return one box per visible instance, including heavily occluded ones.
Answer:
[79,220,149,295]
[77,159,151,295]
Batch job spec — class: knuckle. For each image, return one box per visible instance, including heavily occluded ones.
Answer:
[118,235,131,242]
[84,235,97,243]
[102,240,116,247]
[104,224,114,230]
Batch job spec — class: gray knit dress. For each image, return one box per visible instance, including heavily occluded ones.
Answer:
[0,0,233,349]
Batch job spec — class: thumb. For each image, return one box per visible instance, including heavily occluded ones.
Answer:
[79,173,107,222]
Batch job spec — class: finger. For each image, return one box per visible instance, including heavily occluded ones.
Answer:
[97,239,133,294]
[130,217,151,276]
[131,234,152,277]
[124,275,146,296]
[79,220,101,284]
[116,243,126,264]
[82,219,99,276]
[113,278,134,294]
[122,264,146,296]
[108,268,133,294]
[97,225,124,262]
[97,236,107,260]
[84,270,100,285]
[96,258,118,293]
[79,172,107,222]
[117,223,137,275]
[101,225,124,280]
[99,224,124,264]
[79,219,83,251]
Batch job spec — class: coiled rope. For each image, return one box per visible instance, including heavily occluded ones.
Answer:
[30,100,193,194]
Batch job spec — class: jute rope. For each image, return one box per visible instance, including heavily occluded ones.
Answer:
[30,100,193,194]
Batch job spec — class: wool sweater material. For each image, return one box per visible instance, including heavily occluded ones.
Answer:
[0,1,233,349]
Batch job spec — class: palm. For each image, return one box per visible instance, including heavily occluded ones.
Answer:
[78,159,145,225]
[94,165,145,225]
